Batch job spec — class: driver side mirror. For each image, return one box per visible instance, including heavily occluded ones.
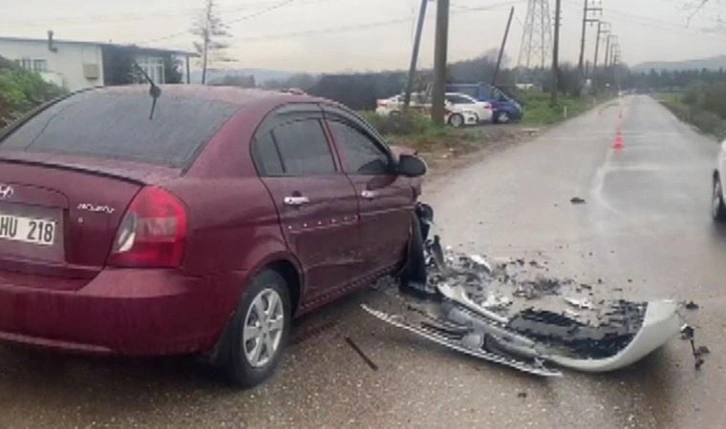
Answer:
[397,154,427,177]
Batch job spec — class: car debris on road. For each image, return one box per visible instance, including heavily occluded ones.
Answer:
[363,204,699,377]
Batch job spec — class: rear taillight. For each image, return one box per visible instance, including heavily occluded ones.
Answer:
[108,186,188,268]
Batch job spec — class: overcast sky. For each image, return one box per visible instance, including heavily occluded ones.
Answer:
[0,0,724,73]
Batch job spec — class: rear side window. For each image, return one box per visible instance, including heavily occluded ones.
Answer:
[328,121,390,175]
[0,91,239,168]
[271,119,336,176]
[252,132,284,176]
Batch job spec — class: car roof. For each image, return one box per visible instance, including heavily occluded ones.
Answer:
[446,92,476,98]
[90,84,325,107]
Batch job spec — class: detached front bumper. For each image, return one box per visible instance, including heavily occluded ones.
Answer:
[0,268,240,356]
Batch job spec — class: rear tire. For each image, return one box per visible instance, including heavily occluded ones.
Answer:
[712,175,726,222]
[222,269,291,388]
[448,113,465,128]
[494,111,511,124]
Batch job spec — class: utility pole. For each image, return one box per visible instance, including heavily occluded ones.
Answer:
[431,0,450,125]
[404,0,430,109]
[492,6,515,86]
[592,21,607,75]
[603,33,611,67]
[577,0,602,77]
[551,0,561,104]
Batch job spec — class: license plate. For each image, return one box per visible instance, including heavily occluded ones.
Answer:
[0,213,56,246]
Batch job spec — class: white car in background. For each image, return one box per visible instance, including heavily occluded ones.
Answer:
[375,93,429,116]
[444,108,479,128]
[712,139,726,222]
[375,92,483,128]
[445,92,494,123]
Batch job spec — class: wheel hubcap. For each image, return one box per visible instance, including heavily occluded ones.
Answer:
[243,288,284,368]
[452,116,463,127]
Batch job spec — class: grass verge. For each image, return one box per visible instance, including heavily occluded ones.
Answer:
[519,90,596,126]
[658,92,726,140]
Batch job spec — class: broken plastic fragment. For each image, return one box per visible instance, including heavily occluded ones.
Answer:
[684,301,699,310]
[565,297,594,310]
[468,254,493,274]
[564,309,581,319]
[481,294,513,310]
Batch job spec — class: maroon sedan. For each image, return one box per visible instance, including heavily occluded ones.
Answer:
[0,85,427,387]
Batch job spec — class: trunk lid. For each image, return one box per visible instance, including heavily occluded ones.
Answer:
[0,154,181,290]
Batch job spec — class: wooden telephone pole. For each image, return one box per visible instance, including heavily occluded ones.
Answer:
[404,0,430,109]
[431,0,450,125]
[551,0,561,104]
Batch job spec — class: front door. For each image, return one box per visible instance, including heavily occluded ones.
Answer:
[324,112,415,277]
[252,107,362,304]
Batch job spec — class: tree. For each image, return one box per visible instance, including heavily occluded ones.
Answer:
[191,0,231,84]
[164,57,184,84]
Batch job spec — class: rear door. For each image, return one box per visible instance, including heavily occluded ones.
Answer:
[322,107,415,277]
[252,105,363,303]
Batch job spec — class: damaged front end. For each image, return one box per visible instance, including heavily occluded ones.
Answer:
[364,204,685,376]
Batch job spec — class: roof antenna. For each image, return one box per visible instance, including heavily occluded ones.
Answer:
[133,62,162,120]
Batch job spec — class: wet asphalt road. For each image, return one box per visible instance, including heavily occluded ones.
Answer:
[1,95,724,428]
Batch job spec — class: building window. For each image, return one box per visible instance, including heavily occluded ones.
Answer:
[15,58,48,73]
[136,57,165,84]
[17,58,33,70]
[32,59,47,72]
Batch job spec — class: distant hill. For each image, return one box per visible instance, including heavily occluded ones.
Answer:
[632,55,726,72]
[190,68,307,84]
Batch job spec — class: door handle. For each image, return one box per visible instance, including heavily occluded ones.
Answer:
[361,190,378,200]
[284,196,310,206]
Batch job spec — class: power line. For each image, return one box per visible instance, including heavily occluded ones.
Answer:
[562,0,726,40]
[138,0,363,46]
[226,0,522,43]
[138,0,313,45]
[2,0,284,28]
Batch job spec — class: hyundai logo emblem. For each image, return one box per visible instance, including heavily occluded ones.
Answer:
[0,185,14,200]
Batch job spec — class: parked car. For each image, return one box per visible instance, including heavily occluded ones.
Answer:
[712,139,726,222]
[446,82,524,123]
[445,92,493,123]
[375,92,429,116]
[0,85,428,387]
[375,92,481,127]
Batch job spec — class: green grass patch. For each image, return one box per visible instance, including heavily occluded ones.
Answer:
[519,90,592,125]
[659,92,726,140]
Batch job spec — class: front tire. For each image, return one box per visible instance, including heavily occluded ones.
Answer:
[712,176,726,222]
[222,269,291,388]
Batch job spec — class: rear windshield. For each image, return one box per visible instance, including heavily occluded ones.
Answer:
[0,90,240,168]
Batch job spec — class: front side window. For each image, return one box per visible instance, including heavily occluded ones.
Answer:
[272,119,336,176]
[328,121,390,175]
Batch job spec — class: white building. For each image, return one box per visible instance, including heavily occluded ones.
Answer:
[0,33,196,91]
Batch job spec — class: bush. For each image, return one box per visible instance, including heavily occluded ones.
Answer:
[0,56,66,128]
[361,111,433,136]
